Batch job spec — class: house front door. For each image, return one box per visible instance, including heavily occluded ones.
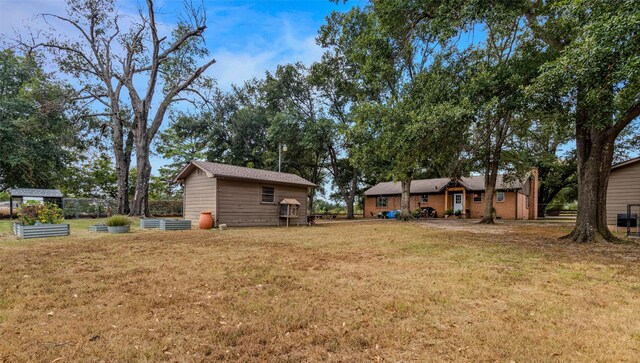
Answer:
[453,193,463,212]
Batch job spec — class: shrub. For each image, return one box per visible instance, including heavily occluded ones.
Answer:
[17,201,41,225]
[39,202,64,224]
[106,215,131,227]
[454,209,462,216]
[444,208,454,215]
[16,201,64,225]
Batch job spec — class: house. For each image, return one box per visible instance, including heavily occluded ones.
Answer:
[363,170,538,220]
[173,161,316,227]
[7,188,64,218]
[606,157,640,227]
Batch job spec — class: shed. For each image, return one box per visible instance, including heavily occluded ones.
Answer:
[8,188,64,218]
[173,161,316,227]
[606,157,640,227]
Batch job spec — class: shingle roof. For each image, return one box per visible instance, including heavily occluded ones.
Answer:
[8,188,63,197]
[363,175,523,196]
[174,161,316,187]
[611,156,640,170]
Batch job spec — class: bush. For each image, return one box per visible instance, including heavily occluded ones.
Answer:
[149,200,183,216]
[16,201,64,225]
[454,209,462,216]
[17,201,41,225]
[39,202,64,224]
[106,215,131,227]
[445,208,454,215]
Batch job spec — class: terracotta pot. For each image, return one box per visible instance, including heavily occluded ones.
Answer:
[199,211,214,229]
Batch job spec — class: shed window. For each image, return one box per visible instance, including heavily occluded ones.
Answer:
[473,193,482,202]
[421,194,429,203]
[261,186,275,203]
[496,191,505,203]
[376,196,388,208]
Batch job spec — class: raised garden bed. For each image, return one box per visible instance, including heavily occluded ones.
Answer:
[89,224,108,232]
[159,219,191,231]
[13,223,70,239]
[140,219,161,229]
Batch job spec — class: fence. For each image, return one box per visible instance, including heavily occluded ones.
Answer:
[62,198,183,218]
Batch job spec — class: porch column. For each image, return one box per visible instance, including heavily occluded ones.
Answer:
[444,189,448,212]
[462,189,466,213]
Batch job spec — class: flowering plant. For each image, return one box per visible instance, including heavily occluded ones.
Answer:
[17,201,64,225]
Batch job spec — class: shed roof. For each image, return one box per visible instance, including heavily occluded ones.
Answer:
[8,188,63,197]
[611,156,640,171]
[174,161,316,187]
[364,175,523,196]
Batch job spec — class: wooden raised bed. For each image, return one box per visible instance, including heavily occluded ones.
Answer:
[159,219,191,231]
[140,219,161,229]
[13,223,70,239]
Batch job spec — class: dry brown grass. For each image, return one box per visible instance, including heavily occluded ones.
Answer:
[1,220,640,362]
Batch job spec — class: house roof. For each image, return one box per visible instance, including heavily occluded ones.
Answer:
[174,161,316,187]
[8,188,63,198]
[611,156,640,171]
[363,175,524,196]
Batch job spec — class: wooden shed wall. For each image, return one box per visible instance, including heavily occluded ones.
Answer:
[216,179,308,227]
[183,169,216,222]
[606,161,640,226]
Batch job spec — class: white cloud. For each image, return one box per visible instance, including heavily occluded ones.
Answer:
[207,19,324,90]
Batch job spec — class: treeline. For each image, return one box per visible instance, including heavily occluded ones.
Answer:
[1,0,638,243]
[156,0,639,243]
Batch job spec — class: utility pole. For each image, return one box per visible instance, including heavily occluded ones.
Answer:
[278,143,288,172]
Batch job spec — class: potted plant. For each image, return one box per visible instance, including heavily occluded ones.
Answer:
[444,208,454,218]
[106,215,131,234]
[14,201,69,239]
[454,209,462,218]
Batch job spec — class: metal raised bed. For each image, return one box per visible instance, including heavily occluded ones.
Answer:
[140,219,161,229]
[13,223,70,239]
[89,224,108,232]
[159,219,192,231]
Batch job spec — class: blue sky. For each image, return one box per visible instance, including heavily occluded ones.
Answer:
[0,0,362,173]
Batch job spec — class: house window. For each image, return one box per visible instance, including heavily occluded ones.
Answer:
[473,193,482,202]
[421,194,429,203]
[496,191,505,203]
[261,186,275,203]
[376,196,388,208]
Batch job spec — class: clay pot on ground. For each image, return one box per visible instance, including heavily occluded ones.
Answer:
[199,211,214,229]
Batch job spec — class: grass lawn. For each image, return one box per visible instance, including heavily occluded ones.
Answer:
[1,220,639,361]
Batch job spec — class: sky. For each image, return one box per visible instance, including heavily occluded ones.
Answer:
[0,0,361,174]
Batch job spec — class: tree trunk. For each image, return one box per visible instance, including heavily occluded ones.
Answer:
[113,121,133,215]
[345,198,354,219]
[563,127,616,242]
[115,163,130,215]
[479,165,499,224]
[130,139,152,217]
[400,178,412,221]
[308,187,315,216]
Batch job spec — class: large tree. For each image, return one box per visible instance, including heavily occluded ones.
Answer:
[0,49,85,190]
[264,63,333,212]
[525,0,640,242]
[23,0,215,216]
[322,4,466,219]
